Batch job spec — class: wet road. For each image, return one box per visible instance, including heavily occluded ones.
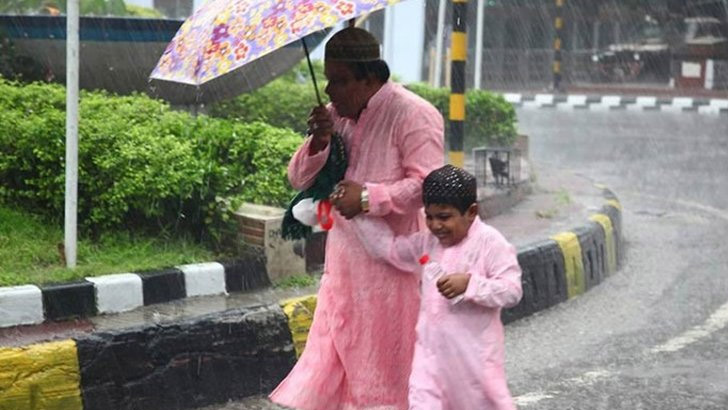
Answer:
[202,109,728,409]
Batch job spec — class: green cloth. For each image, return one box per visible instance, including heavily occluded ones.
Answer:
[281,133,347,240]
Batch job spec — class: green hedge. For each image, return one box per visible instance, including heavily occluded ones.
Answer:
[208,60,326,134]
[209,61,517,151]
[0,79,300,244]
[405,83,518,150]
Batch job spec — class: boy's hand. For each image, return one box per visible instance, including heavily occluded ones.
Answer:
[436,273,470,299]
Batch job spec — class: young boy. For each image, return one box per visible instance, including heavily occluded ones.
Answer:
[349,164,523,410]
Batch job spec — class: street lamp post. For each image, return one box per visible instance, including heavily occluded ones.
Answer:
[65,0,79,268]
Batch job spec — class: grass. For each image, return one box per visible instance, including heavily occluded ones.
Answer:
[0,205,215,287]
[535,208,558,219]
[556,188,571,205]
[273,273,317,289]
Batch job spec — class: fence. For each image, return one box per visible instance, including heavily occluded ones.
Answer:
[466,49,604,90]
[473,147,522,188]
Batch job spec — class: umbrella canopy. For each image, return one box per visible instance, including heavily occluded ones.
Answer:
[149,0,402,87]
[149,29,328,104]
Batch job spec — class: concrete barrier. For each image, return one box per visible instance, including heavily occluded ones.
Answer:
[76,304,295,410]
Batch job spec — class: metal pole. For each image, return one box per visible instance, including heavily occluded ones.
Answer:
[434,0,447,87]
[65,0,79,268]
[449,0,467,167]
[552,0,564,92]
[474,0,484,89]
[301,37,323,106]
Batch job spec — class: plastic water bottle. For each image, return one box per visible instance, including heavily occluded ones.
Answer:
[419,255,464,305]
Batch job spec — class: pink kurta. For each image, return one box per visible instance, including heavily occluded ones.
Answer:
[351,215,523,410]
[270,82,444,410]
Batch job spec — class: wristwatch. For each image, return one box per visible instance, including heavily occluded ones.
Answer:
[360,186,370,213]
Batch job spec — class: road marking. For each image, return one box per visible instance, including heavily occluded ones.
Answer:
[650,301,728,354]
[625,191,728,223]
[564,369,613,386]
[513,391,555,406]
[513,369,614,406]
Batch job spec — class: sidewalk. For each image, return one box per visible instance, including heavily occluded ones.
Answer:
[0,165,622,410]
[487,166,604,247]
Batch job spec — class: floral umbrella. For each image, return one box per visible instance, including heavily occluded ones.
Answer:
[150,0,403,88]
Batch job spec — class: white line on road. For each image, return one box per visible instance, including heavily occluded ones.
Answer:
[513,370,615,406]
[650,301,728,354]
[625,191,728,223]
[513,391,555,406]
[563,370,614,386]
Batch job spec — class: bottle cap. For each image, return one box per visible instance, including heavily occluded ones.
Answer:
[418,254,430,265]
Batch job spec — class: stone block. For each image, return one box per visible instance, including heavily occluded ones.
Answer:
[41,281,97,321]
[77,304,296,410]
[139,268,185,305]
[0,285,44,328]
[177,262,227,298]
[86,273,143,314]
[233,203,306,282]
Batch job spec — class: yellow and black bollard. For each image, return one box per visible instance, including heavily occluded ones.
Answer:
[449,0,467,167]
[552,0,564,91]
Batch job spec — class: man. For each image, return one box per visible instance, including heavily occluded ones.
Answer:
[269,27,444,410]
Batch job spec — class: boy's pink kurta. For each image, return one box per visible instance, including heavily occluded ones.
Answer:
[269,82,444,410]
[352,216,523,410]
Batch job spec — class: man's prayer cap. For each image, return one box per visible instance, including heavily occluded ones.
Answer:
[325,27,381,62]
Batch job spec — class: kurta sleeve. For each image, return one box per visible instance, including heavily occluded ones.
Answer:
[351,216,427,274]
[463,234,523,308]
[365,106,444,216]
[287,137,330,190]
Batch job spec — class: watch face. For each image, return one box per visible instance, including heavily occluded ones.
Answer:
[360,193,370,212]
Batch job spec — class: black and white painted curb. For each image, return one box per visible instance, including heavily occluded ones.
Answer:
[502,93,728,114]
[0,255,269,328]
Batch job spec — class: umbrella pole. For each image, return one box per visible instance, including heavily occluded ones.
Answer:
[301,37,323,106]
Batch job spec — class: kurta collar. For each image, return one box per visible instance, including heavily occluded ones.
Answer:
[356,81,394,123]
[455,216,485,248]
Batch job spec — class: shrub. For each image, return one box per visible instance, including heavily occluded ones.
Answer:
[406,83,518,150]
[465,88,518,148]
[208,60,326,134]
[210,65,517,152]
[0,79,300,246]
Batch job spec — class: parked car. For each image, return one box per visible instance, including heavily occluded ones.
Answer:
[673,16,728,59]
[591,16,728,82]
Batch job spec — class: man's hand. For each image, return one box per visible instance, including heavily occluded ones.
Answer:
[436,273,470,299]
[330,180,363,220]
[308,105,333,154]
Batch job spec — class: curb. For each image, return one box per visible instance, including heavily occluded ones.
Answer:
[0,185,624,410]
[501,93,728,115]
[0,304,296,410]
[0,255,269,329]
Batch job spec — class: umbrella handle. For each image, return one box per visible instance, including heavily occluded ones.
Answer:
[301,37,323,106]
